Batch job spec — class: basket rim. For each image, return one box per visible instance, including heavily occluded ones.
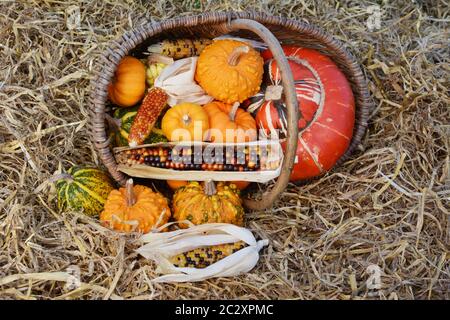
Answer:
[89,10,373,201]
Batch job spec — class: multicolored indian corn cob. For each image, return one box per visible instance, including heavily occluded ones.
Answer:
[169,241,247,268]
[115,145,281,171]
[147,39,213,60]
[128,87,168,147]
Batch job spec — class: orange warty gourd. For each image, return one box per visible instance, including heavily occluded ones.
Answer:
[204,101,257,143]
[195,40,264,104]
[161,103,209,141]
[172,181,244,227]
[108,56,146,107]
[100,179,171,233]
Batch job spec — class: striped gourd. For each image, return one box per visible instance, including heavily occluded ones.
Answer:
[169,241,247,268]
[55,166,115,217]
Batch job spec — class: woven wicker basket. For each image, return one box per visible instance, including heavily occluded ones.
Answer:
[88,11,372,211]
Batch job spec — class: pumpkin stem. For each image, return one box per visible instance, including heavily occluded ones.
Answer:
[125,179,137,207]
[182,114,191,125]
[204,180,217,196]
[229,102,240,121]
[228,46,250,66]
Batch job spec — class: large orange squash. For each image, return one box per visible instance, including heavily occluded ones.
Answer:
[204,101,256,143]
[100,179,171,233]
[246,46,355,181]
[195,40,264,104]
[108,56,146,107]
[161,103,209,141]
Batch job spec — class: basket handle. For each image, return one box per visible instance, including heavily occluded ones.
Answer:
[223,19,299,211]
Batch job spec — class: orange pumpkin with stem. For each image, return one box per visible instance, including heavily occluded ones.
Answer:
[161,103,209,141]
[195,40,264,103]
[108,56,146,107]
[204,101,257,143]
[100,179,171,233]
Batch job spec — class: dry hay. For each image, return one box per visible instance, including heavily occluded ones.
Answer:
[0,0,448,300]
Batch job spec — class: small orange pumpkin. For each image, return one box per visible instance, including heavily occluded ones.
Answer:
[100,179,171,233]
[229,181,250,190]
[204,101,257,143]
[195,40,264,103]
[167,180,189,191]
[161,103,209,141]
[108,56,146,107]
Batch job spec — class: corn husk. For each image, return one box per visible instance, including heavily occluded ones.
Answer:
[136,223,269,283]
[154,57,213,106]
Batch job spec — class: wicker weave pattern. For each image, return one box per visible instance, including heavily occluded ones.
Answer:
[89,11,373,209]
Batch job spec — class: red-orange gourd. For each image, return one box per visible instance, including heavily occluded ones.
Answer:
[108,56,146,107]
[247,46,355,182]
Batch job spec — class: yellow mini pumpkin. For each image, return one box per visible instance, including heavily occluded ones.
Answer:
[172,181,244,227]
[195,40,264,104]
[161,103,209,141]
[108,56,146,107]
[100,179,171,233]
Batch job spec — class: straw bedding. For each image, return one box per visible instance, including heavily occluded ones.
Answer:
[0,0,448,300]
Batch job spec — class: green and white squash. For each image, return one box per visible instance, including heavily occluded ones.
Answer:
[55,166,115,216]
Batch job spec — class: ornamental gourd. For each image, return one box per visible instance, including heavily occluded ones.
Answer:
[161,103,209,141]
[245,46,355,181]
[100,179,171,233]
[108,56,146,107]
[55,166,115,216]
[172,181,244,227]
[195,40,264,104]
[204,101,257,143]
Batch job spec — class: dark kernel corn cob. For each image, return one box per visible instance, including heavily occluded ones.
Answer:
[147,39,213,60]
[169,241,247,268]
[128,87,168,147]
[115,146,281,171]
